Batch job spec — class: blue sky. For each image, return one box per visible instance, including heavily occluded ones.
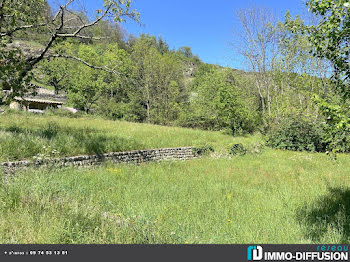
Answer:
[49,0,307,69]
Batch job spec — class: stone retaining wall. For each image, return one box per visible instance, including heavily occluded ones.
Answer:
[1,147,196,173]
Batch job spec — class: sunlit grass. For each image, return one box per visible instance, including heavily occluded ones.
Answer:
[1,111,349,244]
[1,150,350,244]
[0,111,261,161]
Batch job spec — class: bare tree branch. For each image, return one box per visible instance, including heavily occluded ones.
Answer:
[0,23,49,38]
[48,54,120,75]
[52,0,74,21]
[56,33,106,40]
[59,4,112,38]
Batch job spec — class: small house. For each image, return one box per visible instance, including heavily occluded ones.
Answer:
[9,86,67,114]
[10,97,64,113]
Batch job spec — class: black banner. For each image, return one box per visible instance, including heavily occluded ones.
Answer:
[0,244,349,262]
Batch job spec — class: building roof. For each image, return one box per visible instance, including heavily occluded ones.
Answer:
[14,96,65,105]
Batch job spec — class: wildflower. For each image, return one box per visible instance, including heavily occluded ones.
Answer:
[228,219,232,224]
[107,168,121,175]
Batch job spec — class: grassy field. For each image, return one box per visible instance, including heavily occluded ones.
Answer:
[1,111,350,244]
[0,111,261,162]
[1,150,350,244]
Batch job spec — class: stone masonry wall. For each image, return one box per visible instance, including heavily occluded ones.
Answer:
[1,147,195,174]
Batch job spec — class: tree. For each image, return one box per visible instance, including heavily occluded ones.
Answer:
[66,43,135,113]
[280,0,350,156]
[233,7,279,119]
[67,45,108,113]
[93,43,141,121]
[0,0,139,102]
[36,58,70,95]
[35,42,75,95]
[90,20,127,48]
[178,46,193,58]
[131,36,184,124]
[0,0,50,97]
[303,0,350,156]
[150,52,184,124]
[268,12,333,121]
[216,71,259,134]
[131,38,155,122]
[182,66,259,133]
[177,46,201,68]
[306,0,350,98]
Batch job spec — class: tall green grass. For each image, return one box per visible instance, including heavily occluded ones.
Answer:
[1,150,350,244]
[0,111,261,161]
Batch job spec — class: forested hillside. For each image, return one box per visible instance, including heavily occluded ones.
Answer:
[1,0,349,155]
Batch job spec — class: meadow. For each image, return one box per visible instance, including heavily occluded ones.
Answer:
[1,111,350,244]
[1,151,350,244]
[0,111,261,162]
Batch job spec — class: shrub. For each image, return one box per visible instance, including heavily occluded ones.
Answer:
[176,110,218,130]
[227,143,247,156]
[322,124,350,156]
[266,115,327,152]
[193,144,214,156]
[95,98,147,123]
[313,97,350,156]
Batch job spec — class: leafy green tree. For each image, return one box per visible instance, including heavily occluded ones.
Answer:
[131,37,185,124]
[264,14,334,124]
[89,20,126,49]
[150,52,184,124]
[0,0,50,99]
[306,0,350,97]
[216,76,259,134]
[302,0,350,155]
[181,66,259,134]
[67,45,108,113]
[178,47,193,59]
[0,0,139,102]
[93,43,143,121]
[35,42,74,94]
[66,43,135,113]
[270,1,350,156]
[37,58,70,95]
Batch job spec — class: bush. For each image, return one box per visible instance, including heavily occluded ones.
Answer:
[95,98,146,123]
[193,144,214,156]
[266,115,327,152]
[176,110,218,130]
[322,123,350,155]
[227,143,247,156]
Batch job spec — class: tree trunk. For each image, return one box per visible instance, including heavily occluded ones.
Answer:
[255,78,265,114]
[145,83,150,123]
